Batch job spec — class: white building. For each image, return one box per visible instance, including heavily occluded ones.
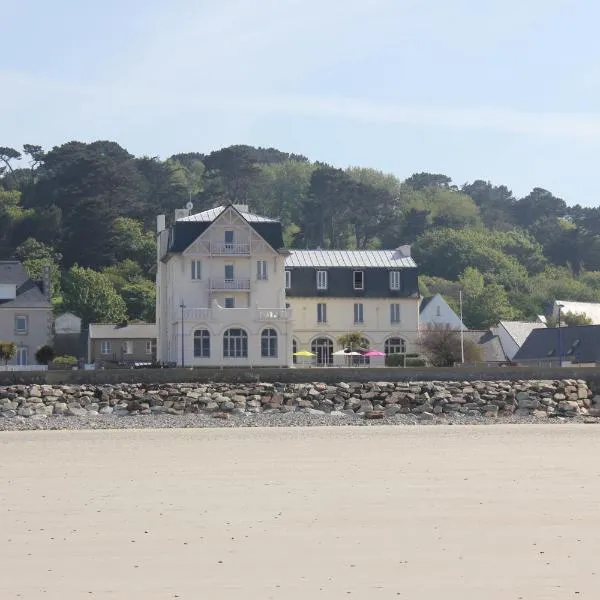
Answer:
[156,204,292,366]
[156,204,422,367]
[419,293,464,330]
[551,300,600,325]
[285,248,420,365]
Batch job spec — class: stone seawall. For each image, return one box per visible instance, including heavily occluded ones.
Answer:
[1,379,598,421]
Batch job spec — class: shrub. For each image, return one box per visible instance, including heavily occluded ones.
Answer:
[405,358,427,367]
[0,341,17,365]
[52,355,78,368]
[385,353,405,367]
[35,345,55,365]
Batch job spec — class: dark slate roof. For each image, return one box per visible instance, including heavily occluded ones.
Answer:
[514,325,600,363]
[165,205,284,255]
[0,261,51,309]
[285,250,416,268]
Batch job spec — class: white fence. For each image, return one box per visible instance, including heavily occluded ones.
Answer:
[0,365,48,372]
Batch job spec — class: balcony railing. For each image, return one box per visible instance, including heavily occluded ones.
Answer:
[209,278,251,291]
[176,307,291,323]
[210,242,251,255]
[257,308,290,321]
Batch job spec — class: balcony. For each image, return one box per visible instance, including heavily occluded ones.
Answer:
[257,308,290,321]
[209,278,251,291]
[177,307,291,323]
[210,242,251,256]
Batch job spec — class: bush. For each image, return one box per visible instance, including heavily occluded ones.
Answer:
[385,353,405,367]
[52,355,78,368]
[405,358,427,367]
[0,341,17,365]
[35,345,55,365]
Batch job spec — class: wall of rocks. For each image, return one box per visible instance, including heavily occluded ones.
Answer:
[1,379,598,420]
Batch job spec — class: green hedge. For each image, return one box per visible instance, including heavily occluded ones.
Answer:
[385,353,427,367]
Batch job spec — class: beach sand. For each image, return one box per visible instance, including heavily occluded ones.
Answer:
[1,425,599,599]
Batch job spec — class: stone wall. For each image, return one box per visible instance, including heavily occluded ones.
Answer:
[1,379,598,420]
[3,366,600,388]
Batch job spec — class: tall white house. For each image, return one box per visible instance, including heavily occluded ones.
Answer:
[156,204,292,366]
[156,204,421,366]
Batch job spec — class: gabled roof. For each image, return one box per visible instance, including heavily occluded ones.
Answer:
[89,323,157,339]
[178,206,277,223]
[0,261,51,309]
[499,320,547,348]
[419,296,435,312]
[462,330,507,363]
[285,250,417,269]
[553,300,600,324]
[514,324,600,363]
[165,204,283,255]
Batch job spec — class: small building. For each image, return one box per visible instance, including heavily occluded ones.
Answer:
[88,323,157,365]
[462,330,507,365]
[552,300,600,324]
[0,261,52,366]
[495,320,547,361]
[514,324,600,366]
[53,312,86,360]
[419,293,464,330]
[54,312,82,335]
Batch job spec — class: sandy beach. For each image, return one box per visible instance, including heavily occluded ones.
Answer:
[1,425,599,599]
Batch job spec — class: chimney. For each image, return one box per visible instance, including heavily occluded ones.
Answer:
[157,214,166,233]
[396,244,411,258]
[42,264,51,300]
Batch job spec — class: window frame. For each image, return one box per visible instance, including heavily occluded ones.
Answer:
[390,303,401,323]
[261,328,278,358]
[317,302,327,323]
[224,297,235,309]
[145,340,154,355]
[122,340,133,355]
[353,302,364,324]
[353,270,364,290]
[285,270,291,290]
[100,341,112,355]
[385,337,406,355]
[316,270,328,290]
[193,329,211,358]
[191,260,202,281]
[223,328,248,358]
[16,346,28,366]
[257,260,268,281]
[389,271,401,290]
[14,315,28,334]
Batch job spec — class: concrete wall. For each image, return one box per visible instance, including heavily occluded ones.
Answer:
[3,365,600,388]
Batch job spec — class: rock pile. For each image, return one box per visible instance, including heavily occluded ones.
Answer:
[0,379,597,420]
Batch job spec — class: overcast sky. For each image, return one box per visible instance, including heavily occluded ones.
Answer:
[3,0,600,205]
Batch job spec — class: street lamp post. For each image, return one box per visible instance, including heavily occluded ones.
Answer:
[557,303,564,367]
[180,300,186,367]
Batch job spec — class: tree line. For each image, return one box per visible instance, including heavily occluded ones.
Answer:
[2,141,600,328]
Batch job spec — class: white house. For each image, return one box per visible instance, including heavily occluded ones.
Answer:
[285,248,421,365]
[419,293,464,330]
[156,204,292,366]
[495,320,547,361]
[54,312,82,335]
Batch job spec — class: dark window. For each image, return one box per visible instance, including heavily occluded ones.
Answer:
[223,328,248,358]
[316,270,328,290]
[317,303,327,323]
[193,329,210,358]
[385,337,406,355]
[261,328,278,358]
[353,271,364,290]
[224,297,235,308]
[353,303,364,323]
[311,337,333,365]
[285,270,291,289]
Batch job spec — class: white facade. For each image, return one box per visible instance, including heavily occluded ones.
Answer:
[419,293,464,330]
[552,300,600,324]
[496,320,547,361]
[289,297,420,364]
[54,312,82,335]
[156,206,292,366]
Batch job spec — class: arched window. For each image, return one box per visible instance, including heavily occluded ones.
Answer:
[292,338,298,364]
[384,337,406,355]
[223,328,248,358]
[311,337,333,366]
[194,329,210,358]
[261,328,278,358]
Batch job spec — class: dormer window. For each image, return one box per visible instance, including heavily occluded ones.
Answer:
[353,271,364,290]
[389,271,401,290]
[316,270,328,290]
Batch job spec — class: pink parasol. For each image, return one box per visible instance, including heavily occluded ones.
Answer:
[364,350,385,357]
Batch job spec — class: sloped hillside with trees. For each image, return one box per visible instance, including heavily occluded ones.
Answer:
[2,141,600,328]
